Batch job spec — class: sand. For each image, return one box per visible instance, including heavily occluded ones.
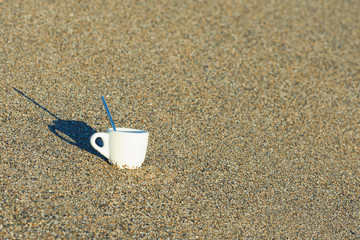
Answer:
[1,0,359,238]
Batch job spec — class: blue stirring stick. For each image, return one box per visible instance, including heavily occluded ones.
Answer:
[101,96,116,131]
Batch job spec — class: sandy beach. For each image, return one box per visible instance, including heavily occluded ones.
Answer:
[1,0,359,238]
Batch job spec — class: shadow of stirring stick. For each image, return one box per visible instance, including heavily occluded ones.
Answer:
[13,87,107,161]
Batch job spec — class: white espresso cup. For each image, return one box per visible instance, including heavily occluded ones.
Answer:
[90,128,149,169]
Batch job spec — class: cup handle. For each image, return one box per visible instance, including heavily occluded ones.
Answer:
[90,132,110,159]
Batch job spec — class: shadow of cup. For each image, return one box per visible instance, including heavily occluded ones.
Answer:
[13,87,107,162]
[48,120,108,161]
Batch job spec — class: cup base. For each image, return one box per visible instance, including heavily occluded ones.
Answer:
[113,163,141,169]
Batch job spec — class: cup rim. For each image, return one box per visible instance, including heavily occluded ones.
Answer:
[107,128,148,134]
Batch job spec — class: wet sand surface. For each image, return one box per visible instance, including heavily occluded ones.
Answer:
[1,0,359,238]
